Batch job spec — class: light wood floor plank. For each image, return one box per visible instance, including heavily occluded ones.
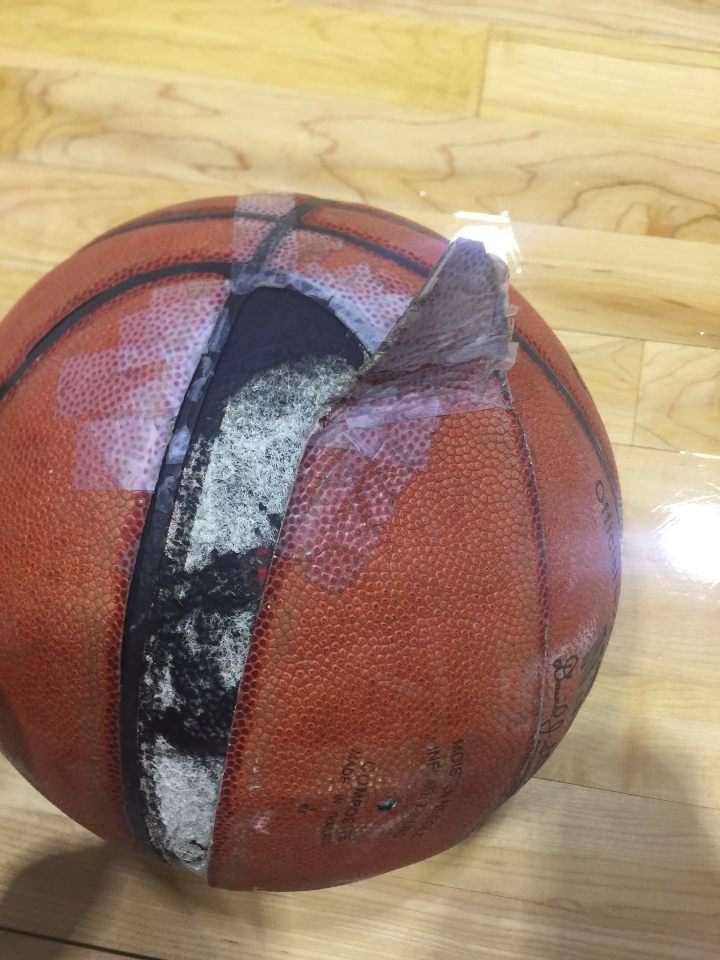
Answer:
[0,52,718,242]
[0,260,47,319]
[0,760,716,960]
[634,343,720,454]
[0,1,486,112]
[0,929,149,960]
[482,27,720,142]
[502,224,720,349]
[310,0,720,52]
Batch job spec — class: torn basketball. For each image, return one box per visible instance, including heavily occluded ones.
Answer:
[0,194,622,891]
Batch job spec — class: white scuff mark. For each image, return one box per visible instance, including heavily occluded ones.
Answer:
[155,662,177,711]
[252,812,272,835]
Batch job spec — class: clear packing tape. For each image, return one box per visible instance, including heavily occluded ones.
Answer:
[276,238,518,590]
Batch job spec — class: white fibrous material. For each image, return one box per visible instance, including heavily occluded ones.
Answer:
[141,607,255,871]
[140,355,357,874]
[185,356,355,571]
[140,737,224,874]
[210,609,255,687]
[172,607,255,686]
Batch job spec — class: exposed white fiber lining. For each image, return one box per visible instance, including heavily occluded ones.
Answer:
[142,355,356,874]
[140,736,225,875]
[185,356,355,571]
[141,607,255,871]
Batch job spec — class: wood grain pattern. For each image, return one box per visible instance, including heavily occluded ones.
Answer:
[0,3,718,958]
[0,931,122,960]
[313,0,720,52]
[503,225,720,349]
[0,2,487,112]
[1,51,718,242]
[482,28,720,142]
[634,343,720,454]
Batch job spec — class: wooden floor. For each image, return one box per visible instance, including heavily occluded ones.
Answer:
[1,2,719,957]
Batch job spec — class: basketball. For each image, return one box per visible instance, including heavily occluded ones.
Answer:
[0,194,622,891]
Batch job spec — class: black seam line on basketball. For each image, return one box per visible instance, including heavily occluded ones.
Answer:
[0,926,165,960]
[513,333,622,519]
[86,197,441,247]
[0,222,432,405]
[0,260,233,407]
[241,196,327,275]
[237,195,432,284]
[119,288,368,862]
[86,209,278,246]
[320,198,442,238]
[118,289,241,856]
[297,223,434,275]
[498,372,552,801]
[94,205,438,275]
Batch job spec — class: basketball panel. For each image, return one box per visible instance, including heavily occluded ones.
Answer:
[0,219,238,386]
[0,273,229,842]
[209,401,549,890]
[506,347,622,781]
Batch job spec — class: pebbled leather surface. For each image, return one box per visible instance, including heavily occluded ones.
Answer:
[0,274,229,843]
[209,398,549,890]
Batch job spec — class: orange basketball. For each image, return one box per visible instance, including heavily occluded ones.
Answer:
[0,194,621,890]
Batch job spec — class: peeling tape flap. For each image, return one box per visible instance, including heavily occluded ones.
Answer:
[278,239,517,591]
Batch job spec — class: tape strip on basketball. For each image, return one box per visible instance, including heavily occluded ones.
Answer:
[273,239,518,591]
